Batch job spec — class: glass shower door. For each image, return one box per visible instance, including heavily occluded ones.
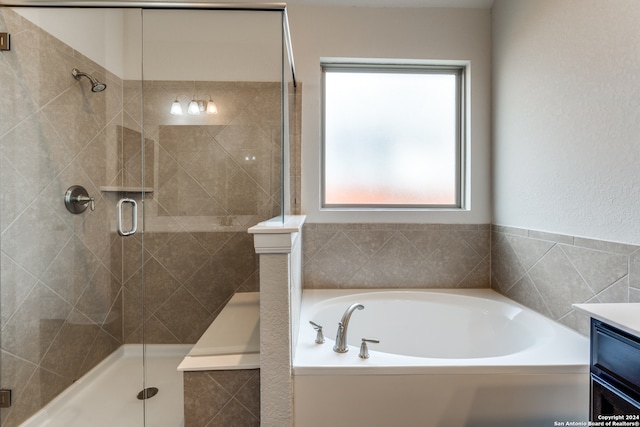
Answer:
[0,6,147,426]
[139,7,284,343]
[0,4,292,425]
[139,8,285,425]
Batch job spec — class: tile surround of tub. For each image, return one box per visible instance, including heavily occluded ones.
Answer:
[303,223,491,289]
[491,225,640,335]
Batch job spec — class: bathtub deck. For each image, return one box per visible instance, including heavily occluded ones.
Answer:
[293,288,591,426]
[295,288,589,375]
[20,344,190,427]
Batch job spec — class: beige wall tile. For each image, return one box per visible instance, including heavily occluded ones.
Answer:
[0,253,38,325]
[1,284,71,365]
[561,244,628,294]
[490,231,526,293]
[492,225,640,334]
[183,371,232,427]
[184,370,260,427]
[304,224,491,289]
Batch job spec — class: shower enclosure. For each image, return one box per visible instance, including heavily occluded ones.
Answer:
[0,3,297,425]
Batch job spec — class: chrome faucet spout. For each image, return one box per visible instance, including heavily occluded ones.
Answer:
[333,303,364,353]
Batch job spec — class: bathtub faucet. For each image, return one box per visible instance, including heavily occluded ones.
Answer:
[333,303,364,353]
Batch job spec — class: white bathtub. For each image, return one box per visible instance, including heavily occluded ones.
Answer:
[294,289,590,426]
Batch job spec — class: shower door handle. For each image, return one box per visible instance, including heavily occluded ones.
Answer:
[117,198,138,236]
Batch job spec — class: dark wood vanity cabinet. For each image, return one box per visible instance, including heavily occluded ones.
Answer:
[591,319,640,420]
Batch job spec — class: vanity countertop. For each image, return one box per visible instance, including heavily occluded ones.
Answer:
[573,303,640,337]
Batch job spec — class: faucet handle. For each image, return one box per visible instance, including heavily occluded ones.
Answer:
[309,321,325,344]
[359,338,380,359]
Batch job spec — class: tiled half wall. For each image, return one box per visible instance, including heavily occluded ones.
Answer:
[492,225,640,335]
[303,223,640,337]
[303,223,491,289]
[183,369,260,427]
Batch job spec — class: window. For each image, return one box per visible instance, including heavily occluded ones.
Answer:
[322,62,465,208]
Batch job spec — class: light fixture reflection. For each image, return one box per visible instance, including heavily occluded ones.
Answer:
[171,94,219,116]
[187,98,200,115]
[170,99,183,115]
[207,97,218,114]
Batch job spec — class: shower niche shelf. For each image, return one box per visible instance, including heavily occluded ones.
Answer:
[99,186,153,193]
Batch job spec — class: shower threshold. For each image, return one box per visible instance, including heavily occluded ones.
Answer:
[20,344,191,427]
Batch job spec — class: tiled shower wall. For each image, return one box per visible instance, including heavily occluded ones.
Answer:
[491,225,640,335]
[1,7,297,424]
[119,81,285,344]
[0,8,123,426]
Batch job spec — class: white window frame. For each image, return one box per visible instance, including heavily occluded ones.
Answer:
[321,60,466,210]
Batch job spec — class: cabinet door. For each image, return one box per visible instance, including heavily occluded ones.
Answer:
[592,376,640,419]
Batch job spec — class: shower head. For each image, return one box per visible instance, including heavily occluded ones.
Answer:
[71,68,107,92]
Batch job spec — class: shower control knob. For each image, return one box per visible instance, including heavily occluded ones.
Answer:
[64,185,95,214]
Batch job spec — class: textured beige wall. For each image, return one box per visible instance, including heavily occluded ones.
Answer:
[289,5,492,224]
[492,0,640,245]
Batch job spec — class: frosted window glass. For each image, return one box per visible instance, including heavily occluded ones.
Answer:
[323,68,461,207]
